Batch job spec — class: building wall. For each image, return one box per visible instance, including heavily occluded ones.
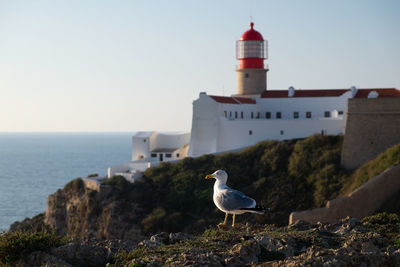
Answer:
[149,132,190,152]
[188,93,220,157]
[217,117,344,152]
[256,92,350,120]
[341,98,400,170]
[189,92,348,156]
[131,133,152,161]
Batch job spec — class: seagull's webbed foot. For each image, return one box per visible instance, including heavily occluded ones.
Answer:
[217,223,228,229]
[217,213,229,229]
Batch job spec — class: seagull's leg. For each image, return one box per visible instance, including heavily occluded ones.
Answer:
[232,214,236,227]
[223,213,228,225]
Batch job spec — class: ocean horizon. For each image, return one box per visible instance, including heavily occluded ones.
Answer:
[0,132,133,231]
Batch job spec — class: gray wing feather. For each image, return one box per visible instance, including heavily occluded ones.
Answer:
[216,188,256,211]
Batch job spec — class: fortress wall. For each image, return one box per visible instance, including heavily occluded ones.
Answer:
[289,163,400,225]
[341,97,400,170]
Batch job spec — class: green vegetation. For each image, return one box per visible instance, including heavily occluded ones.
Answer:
[362,213,400,244]
[100,135,347,234]
[340,143,400,194]
[0,230,66,265]
[8,213,50,234]
[64,177,85,192]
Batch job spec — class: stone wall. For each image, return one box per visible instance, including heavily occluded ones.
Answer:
[341,97,400,170]
[289,163,400,225]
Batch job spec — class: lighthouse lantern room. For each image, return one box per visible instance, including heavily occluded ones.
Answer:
[236,22,269,96]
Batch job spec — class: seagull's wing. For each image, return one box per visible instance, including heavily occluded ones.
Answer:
[215,187,256,211]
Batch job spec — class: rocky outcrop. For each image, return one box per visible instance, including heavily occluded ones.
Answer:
[117,214,400,266]
[289,163,400,225]
[10,213,400,266]
[15,242,111,267]
[43,178,145,241]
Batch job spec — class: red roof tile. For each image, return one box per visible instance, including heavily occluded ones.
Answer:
[209,95,239,104]
[209,95,257,104]
[209,89,400,103]
[354,88,400,98]
[234,97,256,104]
[261,89,349,98]
[260,88,400,98]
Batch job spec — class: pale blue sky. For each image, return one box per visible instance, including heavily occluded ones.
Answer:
[1,0,399,132]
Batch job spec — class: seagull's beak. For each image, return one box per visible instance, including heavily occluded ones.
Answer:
[205,174,214,180]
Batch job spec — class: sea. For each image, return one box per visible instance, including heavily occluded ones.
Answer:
[0,132,132,231]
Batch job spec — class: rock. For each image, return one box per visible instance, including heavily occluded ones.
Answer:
[231,240,260,263]
[138,239,162,248]
[50,242,109,267]
[254,236,283,251]
[44,185,144,241]
[288,220,316,231]
[335,224,353,235]
[150,232,169,245]
[168,232,194,244]
[361,241,380,255]
[16,251,73,267]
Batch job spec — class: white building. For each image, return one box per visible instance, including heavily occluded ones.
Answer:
[107,22,400,180]
[107,131,190,181]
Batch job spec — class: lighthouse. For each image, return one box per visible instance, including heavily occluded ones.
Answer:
[236,22,268,95]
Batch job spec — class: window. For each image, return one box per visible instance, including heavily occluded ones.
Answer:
[143,139,147,142]
[245,73,249,78]
[338,111,344,115]
[176,153,180,158]
[251,112,254,119]
[151,153,157,158]
[224,111,227,117]
[276,112,282,119]
[306,111,312,118]
[293,112,299,119]
[256,112,260,119]
[266,112,271,119]
[229,111,232,117]
[166,153,172,158]
[241,111,244,119]
[249,130,252,135]
[324,111,331,118]
[235,111,238,119]
[280,130,284,135]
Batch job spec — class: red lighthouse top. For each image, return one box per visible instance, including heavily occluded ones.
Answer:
[241,22,264,41]
[236,22,267,69]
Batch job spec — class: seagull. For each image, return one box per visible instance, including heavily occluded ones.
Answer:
[205,170,269,227]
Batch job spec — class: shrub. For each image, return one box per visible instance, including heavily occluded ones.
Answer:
[64,178,85,193]
[0,230,66,265]
[141,208,167,233]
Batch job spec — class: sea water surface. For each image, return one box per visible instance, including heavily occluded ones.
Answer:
[0,133,132,231]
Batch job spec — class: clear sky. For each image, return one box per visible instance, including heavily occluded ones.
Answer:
[1,0,399,132]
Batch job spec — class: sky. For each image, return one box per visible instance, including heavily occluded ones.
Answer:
[0,0,399,132]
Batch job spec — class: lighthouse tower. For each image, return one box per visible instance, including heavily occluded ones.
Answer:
[236,22,268,95]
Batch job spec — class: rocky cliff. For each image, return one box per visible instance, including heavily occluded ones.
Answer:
[43,178,145,241]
